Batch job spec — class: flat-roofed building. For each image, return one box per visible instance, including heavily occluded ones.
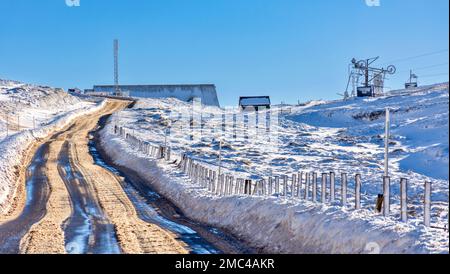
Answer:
[90,84,220,107]
[239,96,271,111]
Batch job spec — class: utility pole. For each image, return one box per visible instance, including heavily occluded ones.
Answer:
[17,114,20,132]
[384,108,390,177]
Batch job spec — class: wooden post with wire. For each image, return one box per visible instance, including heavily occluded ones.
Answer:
[341,173,348,206]
[355,174,361,210]
[330,172,335,202]
[424,181,431,227]
[400,178,408,222]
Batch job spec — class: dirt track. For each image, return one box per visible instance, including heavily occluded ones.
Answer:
[0,100,188,254]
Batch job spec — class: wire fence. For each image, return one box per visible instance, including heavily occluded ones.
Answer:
[113,124,441,229]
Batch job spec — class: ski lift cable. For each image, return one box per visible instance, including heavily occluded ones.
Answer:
[380,49,449,66]
[419,72,449,78]
[396,62,449,74]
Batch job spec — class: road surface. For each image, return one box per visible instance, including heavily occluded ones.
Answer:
[0,100,188,254]
[0,99,253,254]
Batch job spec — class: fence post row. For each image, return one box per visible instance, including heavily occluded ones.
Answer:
[112,128,434,226]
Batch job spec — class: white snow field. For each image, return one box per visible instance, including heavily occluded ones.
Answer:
[0,79,106,214]
[100,82,449,254]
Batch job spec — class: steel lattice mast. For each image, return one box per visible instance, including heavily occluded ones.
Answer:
[114,39,120,96]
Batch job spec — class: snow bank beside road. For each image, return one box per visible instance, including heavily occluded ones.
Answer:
[100,125,449,254]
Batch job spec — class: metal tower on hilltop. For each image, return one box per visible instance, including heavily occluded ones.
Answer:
[114,39,121,96]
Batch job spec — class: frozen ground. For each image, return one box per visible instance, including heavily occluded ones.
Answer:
[101,82,449,253]
[0,79,105,214]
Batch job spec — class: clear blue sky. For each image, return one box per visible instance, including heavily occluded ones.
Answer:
[0,0,448,106]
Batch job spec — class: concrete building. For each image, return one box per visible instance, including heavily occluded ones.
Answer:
[90,84,220,107]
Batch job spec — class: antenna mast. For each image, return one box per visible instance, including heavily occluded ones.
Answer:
[114,39,120,96]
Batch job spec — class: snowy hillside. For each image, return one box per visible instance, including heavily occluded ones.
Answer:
[288,82,449,181]
[103,82,449,253]
[0,79,88,139]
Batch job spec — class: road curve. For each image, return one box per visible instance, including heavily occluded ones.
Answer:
[0,100,188,254]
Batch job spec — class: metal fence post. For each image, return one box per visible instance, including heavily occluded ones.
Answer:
[212,171,217,194]
[321,173,327,203]
[283,175,288,198]
[424,181,431,227]
[275,176,280,195]
[355,174,361,210]
[383,176,390,216]
[262,179,266,196]
[341,173,347,206]
[312,172,317,202]
[400,178,408,222]
[304,172,310,200]
[224,175,229,195]
[330,172,335,203]
[292,173,297,197]
[269,177,273,195]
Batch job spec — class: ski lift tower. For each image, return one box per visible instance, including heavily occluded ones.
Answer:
[344,57,396,98]
[405,70,418,89]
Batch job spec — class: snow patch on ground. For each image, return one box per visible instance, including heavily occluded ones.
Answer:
[100,128,449,253]
[99,83,449,253]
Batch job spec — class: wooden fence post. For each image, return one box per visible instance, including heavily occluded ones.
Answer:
[283,175,288,197]
[312,172,317,202]
[355,174,361,210]
[269,177,273,195]
[400,178,408,222]
[220,175,225,196]
[424,181,431,227]
[297,172,302,198]
[275,176,280,195]
[212,171,217,194]
[292,174,297,197]
[383,176,390,216]
[321,173,327,203]
[341,173,347,206]
[262,179,266,196]
[222,175,226,196]
[304,172,310,200]
[330,172,335,203]
[230,177,235,195]
[224,175,229,195]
